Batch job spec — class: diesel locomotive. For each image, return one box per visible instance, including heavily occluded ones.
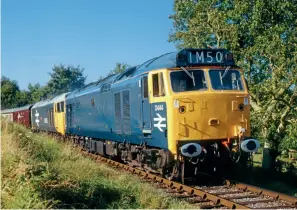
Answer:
[1,48,260,182]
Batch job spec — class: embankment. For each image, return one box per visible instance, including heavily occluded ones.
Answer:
[1,120,192,209]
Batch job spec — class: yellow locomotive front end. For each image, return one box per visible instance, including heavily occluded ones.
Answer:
[167,67,252,152]
[158,49,260,181]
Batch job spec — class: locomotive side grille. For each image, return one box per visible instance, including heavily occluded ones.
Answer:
[123,118,131,135]
[122,90,130,118]
[114,92,121,118]
[114,92,122,134]
[122,90,131,135]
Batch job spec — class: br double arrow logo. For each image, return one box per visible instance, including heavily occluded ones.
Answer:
[153,113,166,132]
[35,110,40,127]
[17,113,24,120]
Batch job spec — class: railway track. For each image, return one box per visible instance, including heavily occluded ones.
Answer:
[80,149,297,209]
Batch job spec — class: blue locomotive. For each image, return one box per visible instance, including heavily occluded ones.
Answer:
[8,48,261,182]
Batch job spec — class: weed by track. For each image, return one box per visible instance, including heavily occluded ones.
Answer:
[1,121,193,209]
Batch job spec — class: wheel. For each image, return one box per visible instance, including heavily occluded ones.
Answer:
[162,167,175,181]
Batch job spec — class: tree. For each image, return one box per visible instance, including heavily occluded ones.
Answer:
[169,0,238,50]
[280,122,297,151]
[108,63,130,76]
[1,76,31,108]
[27,83,49,103]
[1,76,20,109]
[169,0,297,168]
[47,64,86,95]
[1,65,87,109]
[16,90,30,107]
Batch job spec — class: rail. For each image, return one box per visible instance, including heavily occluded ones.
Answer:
[80,149,297,209]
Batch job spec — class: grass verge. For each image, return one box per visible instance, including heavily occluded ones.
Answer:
[232,153,297,197]
[1,120,193,209]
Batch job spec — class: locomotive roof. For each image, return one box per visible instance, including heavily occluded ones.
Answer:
[66,48,236,99]
[129,48,236,77]
[1,104,33,114]
[32,92,69,109]
[66,73,119,99]
[132,52,177,76]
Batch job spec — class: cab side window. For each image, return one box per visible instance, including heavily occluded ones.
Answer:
[143,76,148,98]
[159,73,165,96]
[152,74,159,96]
[56,103,60,112]
[60,102,64,112]
[152,73,165,97]
[55,102,64,113]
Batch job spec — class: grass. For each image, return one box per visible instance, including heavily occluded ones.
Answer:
[1,120,194,209]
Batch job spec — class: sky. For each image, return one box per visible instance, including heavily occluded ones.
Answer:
[1,0,177,90]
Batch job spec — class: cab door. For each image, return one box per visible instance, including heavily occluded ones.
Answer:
[54,101,66,135]
[54,103,59,131]
[147,71,168,149]
[141,76,151,134]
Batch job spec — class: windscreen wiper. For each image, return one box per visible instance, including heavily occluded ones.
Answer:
[181,67,196,86]
[221,66,230,79]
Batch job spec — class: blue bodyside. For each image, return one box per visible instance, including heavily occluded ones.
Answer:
[65,73,168,150]
[31,104,56,132]
[64,50,196,149]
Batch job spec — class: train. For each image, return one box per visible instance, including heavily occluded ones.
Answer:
[1,48,260,183]
[1,104,32,127]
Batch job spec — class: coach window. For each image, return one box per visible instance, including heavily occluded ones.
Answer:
[152,73,165,97]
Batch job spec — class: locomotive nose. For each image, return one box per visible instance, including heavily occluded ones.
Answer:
[180,143,202,157]
[240,139,260,153]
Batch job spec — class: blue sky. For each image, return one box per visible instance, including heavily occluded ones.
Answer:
[2,0,177,90]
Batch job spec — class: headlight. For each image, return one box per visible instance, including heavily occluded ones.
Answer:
[180,143,202,157]
[240,139,260,153]
[179,106,186,114]
[238,103,244,111]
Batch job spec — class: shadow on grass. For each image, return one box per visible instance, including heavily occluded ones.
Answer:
[38,181,130,209]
